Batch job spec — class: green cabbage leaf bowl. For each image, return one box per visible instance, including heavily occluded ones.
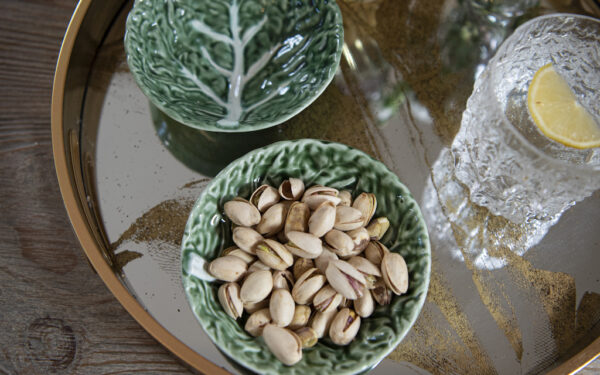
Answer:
[125,0,343,132]
[181,139,431,374]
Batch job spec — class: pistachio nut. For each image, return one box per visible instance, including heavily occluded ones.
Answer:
[263,324,302,366]
[347,256,381,289]
[250,184,280,212]
[222,248,255,264]
[334,206,365,231]
[224,198,261,227]
[310,309,337,339]
[372,278,392,305]
[364,240,390,266]
[329,308,361,346]
[308,201,336,238]
[301,185,341,210]
[240,270,273,304]
[217,282,243,319]
[291,268,326,305]
[270,289,296,327]
[381,252,409,295]
[295,327,318,348]
[232,227,264,254]
[312,285,343,313]
[279,178,305,201]
[354,289,374,318]
[289,305,311,330]
[245,308,271,337]
[339,296,351,308]
[247,260,271,273]
[352,192,377,226]
[338,190,352,207]
[244,299,270,314]
[366,217,390,241]
[256,202,288,236]
[324,229,356,258]
[346,227,370,253]
[272,270,294,291]
[255,239,294,271]
[284,201,310,236]
[292,258,314,280]
[314,245,339,274]
[325,259,366,300]
[285,231,323,259]
[208,255,247,282]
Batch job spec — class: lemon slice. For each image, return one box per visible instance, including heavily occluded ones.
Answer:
[527,63,600,149]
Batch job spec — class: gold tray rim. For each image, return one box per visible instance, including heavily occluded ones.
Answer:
[50,0,600,373]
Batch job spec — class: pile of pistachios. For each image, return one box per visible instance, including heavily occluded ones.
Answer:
[207,178,409,366]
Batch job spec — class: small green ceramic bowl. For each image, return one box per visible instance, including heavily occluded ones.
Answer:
[125,0,343,132]
[181,139,431,374]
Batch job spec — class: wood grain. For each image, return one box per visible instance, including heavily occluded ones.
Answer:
[0,0,192,373]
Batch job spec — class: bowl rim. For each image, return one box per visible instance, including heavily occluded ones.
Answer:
[180,138,432,374]
[124,0,344,133]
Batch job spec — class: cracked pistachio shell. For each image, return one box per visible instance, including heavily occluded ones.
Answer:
[244,299,269,314]
[325,259,366,300]
[308,201,336,237]
[270,289,295,327]
[245,308,271,337]
[324,229,356,258]
[218,282,243,319]
[291,268,326,305]
[381,252,409,295]
[334,206,364,231]
[314,245,339,274]
[222,248,255,264]
[312,285,343,313]
[284,201,310,235]
[366,217,390,241]
[285,231,323,259]
[250,184,280,212]
[292,258,314,280]
[301,185,341,210]
[255,239,293,271]
[248,260,271,273]
[272,270,294,291]
[232,227,264,254]
[263,324,302,366]
[364,241,390,266]
[352,192,377,226]
[348,256,381,289]
[240,270,273,304]
[354,289,374,318]
[256,202,289,236]
[329,308,361,346]
[338,190,352,207]
[372,278,392,306]
[295,327,318,348]
[224,198,261,227]
[289,305,311,330]
[279,178,305,201]
[310,309,337,339]
[208,255,247,282]
[347,227,370,253]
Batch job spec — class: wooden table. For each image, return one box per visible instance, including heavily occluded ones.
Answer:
[0,1,597,374]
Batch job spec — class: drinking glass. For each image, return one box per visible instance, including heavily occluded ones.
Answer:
[451,14,600,224]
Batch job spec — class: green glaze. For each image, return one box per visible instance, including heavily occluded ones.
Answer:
[125,0,343,132]
[181,139,431,375]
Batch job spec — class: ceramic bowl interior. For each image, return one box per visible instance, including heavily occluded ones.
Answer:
[181,139,431,375]
[125,0,343,132]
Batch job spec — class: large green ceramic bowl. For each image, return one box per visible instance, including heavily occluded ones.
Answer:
[181,139,430,374]
[125,0,343,132]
